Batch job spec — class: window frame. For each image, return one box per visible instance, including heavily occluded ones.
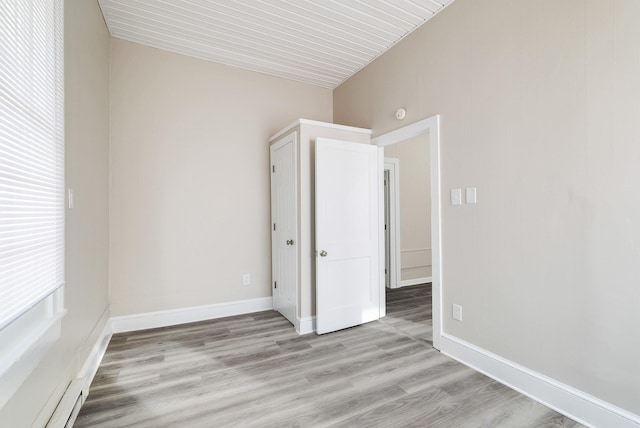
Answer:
[0,0,66,408]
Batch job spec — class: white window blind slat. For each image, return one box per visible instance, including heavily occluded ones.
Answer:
[1,258,59,290]
[1,258,58,291]
[0,228,57,247]
[0,0,64,332]
[0,134,59,167]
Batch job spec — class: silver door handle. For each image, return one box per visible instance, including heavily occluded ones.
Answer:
[286,239,294,246]
[319,250,327,257]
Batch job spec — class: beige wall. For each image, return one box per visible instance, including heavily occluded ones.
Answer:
[384,134,431,281]
[0,1,111,426]
[334,0,640,415]
[109,39,332,316]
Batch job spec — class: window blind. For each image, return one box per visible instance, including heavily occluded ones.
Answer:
[0,0,64,331]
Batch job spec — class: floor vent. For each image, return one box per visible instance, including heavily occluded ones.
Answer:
[46,378,85,428]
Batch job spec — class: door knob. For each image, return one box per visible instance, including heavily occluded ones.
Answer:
[319,250,327,257]
[286,239,294,246]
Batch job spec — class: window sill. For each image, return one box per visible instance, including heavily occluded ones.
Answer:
[0,287,66,409]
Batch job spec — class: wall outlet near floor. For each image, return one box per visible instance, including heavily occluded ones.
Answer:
[452,304,463,322]
[242,274,251,286]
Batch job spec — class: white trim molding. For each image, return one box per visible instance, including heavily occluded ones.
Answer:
[46,378,85,428]
[269,118,371,142]
[78,316,112,399]
[372,115,442,350]
[383,158,401,290]
[399,277,432,288]
[296,316,316,335]
[0,287,67,410]
[32,305,109,428]
[441,333,640,428]
[111,297,273,334]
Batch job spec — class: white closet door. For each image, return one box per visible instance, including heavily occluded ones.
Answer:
[270,133,297,326]
[315,138,382,334]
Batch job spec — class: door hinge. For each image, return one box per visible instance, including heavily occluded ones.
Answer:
[273,223,276,231]
[272,165,275,173]
[385,268,387,274]
[274,281,277,289]
[384,224,387,230]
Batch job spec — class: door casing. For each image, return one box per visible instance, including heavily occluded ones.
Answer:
[372,115,442,350]
[384,158,400,289]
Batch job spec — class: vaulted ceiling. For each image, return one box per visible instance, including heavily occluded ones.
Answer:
[98,0,454,89]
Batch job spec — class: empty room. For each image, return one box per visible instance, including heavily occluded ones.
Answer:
[1,0,639,427]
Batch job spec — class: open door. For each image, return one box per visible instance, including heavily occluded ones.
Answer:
[315,138,382,334]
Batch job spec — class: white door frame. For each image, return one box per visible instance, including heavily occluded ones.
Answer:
[372,115,442,350]
[383,158,401,289]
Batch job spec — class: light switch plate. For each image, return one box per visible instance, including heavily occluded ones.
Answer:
[451,188,462,206]
[466,187,477,204]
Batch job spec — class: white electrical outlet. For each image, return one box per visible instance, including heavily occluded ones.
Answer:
[452,304,463,321]
[242,274,251,286]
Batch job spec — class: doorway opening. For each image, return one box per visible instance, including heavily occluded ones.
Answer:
[373,116,442,350]
[383,134,432,344]
[383,158,399,289]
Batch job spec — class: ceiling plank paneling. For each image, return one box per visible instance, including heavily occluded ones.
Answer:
[99,0,454,88]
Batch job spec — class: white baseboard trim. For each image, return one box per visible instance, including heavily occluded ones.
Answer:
[77,316,112,399]
[296,316,316,335]
[440,333,640,428]
[111,297,273,334]
[398,277,432,288]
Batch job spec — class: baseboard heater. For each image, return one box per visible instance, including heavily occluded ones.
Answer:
[46,378,86,428]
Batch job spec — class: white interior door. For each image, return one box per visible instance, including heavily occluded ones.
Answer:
[315,138,382,334]
[270,133,297,326]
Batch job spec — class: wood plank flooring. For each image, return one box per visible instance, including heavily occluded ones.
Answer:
[383,283,432,345]
[75,284,583,427]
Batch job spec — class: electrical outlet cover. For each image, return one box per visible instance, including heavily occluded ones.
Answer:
[452,304,463,321]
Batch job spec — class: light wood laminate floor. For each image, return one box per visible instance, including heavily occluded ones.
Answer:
[383,283,432,345]
[75,284,582,427]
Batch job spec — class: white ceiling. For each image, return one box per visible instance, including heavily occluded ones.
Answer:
[98,0,454,89]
